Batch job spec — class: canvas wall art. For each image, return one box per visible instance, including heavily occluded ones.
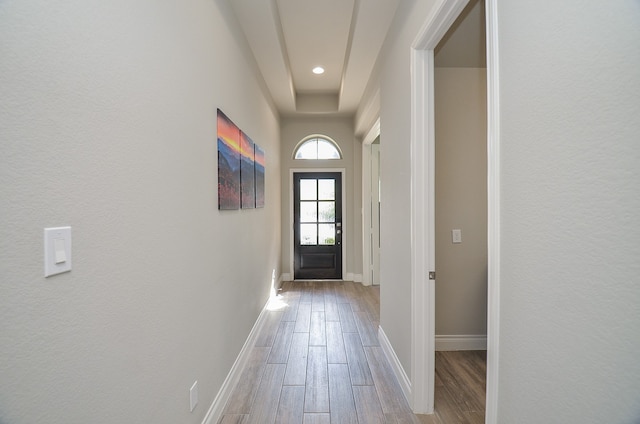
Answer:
[217,109,265,211]
[254,144,265,208]
[217,109,241,210]
[240,131,256,209]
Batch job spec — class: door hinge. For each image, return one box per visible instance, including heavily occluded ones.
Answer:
[428,271,436,280]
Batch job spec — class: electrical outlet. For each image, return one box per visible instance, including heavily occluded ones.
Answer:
[189,381,198,412]
[452,229,462,244]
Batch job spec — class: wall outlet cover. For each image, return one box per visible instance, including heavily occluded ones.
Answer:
[189,381,198,412]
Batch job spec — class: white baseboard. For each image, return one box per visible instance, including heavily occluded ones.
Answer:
[435,335,487,351]
[280,273,292,282]
[378,326,412,405]
[201,301,271,424]
[344,273,363,282]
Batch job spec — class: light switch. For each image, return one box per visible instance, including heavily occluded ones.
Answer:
[452,229,462,244]
[45,227,72,277]
[54,238,67,263]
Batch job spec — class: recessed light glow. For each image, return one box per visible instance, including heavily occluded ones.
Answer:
[312,66,325,75]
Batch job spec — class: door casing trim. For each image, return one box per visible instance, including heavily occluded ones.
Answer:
[361,118,381,286]
[484,0,501,421]
[289,168,347,280]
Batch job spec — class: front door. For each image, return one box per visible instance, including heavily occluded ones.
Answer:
[294,172,342,279]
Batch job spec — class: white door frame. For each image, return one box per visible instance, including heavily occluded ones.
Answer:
[484,1,501,421]
[361,119,381,286]
[289,168,347,281]
[409,0,500,420]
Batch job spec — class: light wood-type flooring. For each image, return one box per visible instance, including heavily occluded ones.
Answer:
[218,280,485,424]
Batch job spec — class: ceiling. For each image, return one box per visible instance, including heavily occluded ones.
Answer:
[229,0,402,117]
[229,0,486,118]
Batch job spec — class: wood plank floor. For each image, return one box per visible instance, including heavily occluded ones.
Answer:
[219,281,486,424]
[430,350,486,424]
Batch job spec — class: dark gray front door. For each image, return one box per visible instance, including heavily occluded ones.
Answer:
[293,172,342,279]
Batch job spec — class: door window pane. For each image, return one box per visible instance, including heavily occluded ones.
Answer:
[300,224,317,245]
[318,201,335,222]
[318,224,336,245]
[318,179,335,200]
[300,202,317,222]
[300,179,317,200]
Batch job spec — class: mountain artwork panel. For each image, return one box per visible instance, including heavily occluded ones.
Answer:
[217,109,241,210]
[240,131,256,209]
[254,144,265,208]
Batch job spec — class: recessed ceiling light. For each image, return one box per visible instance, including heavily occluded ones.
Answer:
[312,66,325,75]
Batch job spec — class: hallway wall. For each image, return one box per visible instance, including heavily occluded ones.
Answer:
[434,67,487,341]
[0,1,281,423]
[279,117,362,281]
[495,0,640,421]
[359,0,440,378]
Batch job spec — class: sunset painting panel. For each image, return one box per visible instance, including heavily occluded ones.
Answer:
[240,131,256,209]
[217,109,241,210]
[254,144,265,208]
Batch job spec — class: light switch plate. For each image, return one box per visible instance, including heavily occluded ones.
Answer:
[452,229,462,244]
[44,227,72,277]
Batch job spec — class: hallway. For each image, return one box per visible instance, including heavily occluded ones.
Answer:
[218,281,485,424]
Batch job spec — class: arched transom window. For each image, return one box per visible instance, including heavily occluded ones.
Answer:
[294,136,342,160]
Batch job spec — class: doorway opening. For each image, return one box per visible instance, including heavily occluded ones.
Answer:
[369,139,381,286]
[409,0,499,420]
[362,119,382,287]
[293,171,344,280]
[434,0,487,419]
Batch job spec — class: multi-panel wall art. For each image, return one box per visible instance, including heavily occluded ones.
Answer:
[217,109,265,210]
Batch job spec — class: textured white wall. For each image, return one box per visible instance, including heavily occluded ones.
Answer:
[279,117,362,278]
[0,1,281,423]
[373,0,438,376]
[496,0,640,422]
[434,67,487,337]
